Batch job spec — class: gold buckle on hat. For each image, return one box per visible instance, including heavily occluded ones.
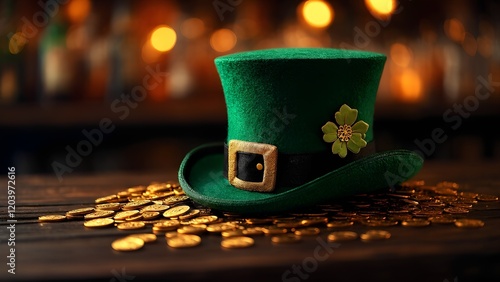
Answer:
[228,140,278,192]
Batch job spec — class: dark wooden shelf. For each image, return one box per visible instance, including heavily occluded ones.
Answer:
[0,98,228,127]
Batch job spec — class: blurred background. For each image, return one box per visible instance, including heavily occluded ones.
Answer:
[0,0,499,175]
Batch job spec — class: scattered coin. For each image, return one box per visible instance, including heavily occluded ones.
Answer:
[140,204,170,213]
[401,219,431,227]
[327,221,354,228]
[117,222,146,230]
[95,203,122,211]
[38,215,66,222]
[327,231,358,242]
[177,225,206,235]
[128,233,157,243]
[294,227,320,236]
[455,219,485,228]
[444,207,470,214]
[429,216,456,224]
[141,211,161,220]
[84,218,114,228]
[242,227,264,236]
[112,236,144,251]
[114,210,140,220]
[84,210,115,220]
[167,234,201,248]
[67,207,95,216]
[477,194,499,202]
[122,200,152,210]
[272,234,301,244]
[360,230,391,241]
[163,205,191,218]
[221,230,245,238]
[221,236,254,249]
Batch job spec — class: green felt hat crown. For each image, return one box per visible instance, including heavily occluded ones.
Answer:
[179,48,424,214]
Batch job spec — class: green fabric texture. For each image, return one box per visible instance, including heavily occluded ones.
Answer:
[215,48,386,154]
[179,143,424,214]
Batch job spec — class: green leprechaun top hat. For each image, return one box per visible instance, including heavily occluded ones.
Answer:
[179,48,423,214]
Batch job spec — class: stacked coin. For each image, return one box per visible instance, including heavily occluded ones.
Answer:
[38,180,497,251]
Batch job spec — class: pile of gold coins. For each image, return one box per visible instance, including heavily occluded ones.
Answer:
[38,180,498,251]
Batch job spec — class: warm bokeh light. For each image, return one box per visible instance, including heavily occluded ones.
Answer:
[444,18,465,42]
[390,43,412,67]
[301,0,334,29]
[365,0,396,17]
[399,69,422,102]
[8,32,27,54]
[151,26,177,52]
[181,18,205,39]
[210,29,237,53]
[462,32,477,56]
[67,0,91,23]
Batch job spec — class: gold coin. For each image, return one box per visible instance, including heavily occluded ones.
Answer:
[242,227,264,236]
[444,207,469,214]
[122,200,152,210]
[164,231,178,239]
[111,236,144,251]
[455,219,485,228]
[163,205,190,218]
[95,194,119,204]
[401,219,430,227]
[141,211,160,220]
[179,209,200,220]
[301,217,328,226]
[271,234,301,244]
[84,218,114,228]
[38,215,66,222]
[206,223,237,233]
[360,230,391,241]
[262,226,287,235]
[294,227,320,236]
[114,210,140,220]
[221,230,245,238]
[477,194,499,202]
[177,225,206,235]
[140,204,170,213]
[153,219,181,232]
[276,221,302,229]
[185,215,218,225]
[327,221,354,228]
[429,216,456,224]
[117,222,146,230]
[327,231,358,242]
[167,234,201,248]
[95,203,122,211]
[245,218,274,225]
[363,219,398,227]
[84,210,115,220]
[67,207,95,216]
[221,236,254,249]
[459,192,478,199]
[125,214,144,221]
[163,195,189,205]
[127,185,147,193]
[128,233,157,243]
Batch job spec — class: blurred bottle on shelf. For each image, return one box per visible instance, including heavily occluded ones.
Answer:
[38,17,75,102]
[0,0,23,105]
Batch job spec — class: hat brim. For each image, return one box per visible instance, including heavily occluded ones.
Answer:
[179,143,424,214]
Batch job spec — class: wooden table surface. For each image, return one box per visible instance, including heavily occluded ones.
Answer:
[1,161,500,282]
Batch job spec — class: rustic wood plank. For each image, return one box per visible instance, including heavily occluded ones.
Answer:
[1,161,500,281]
